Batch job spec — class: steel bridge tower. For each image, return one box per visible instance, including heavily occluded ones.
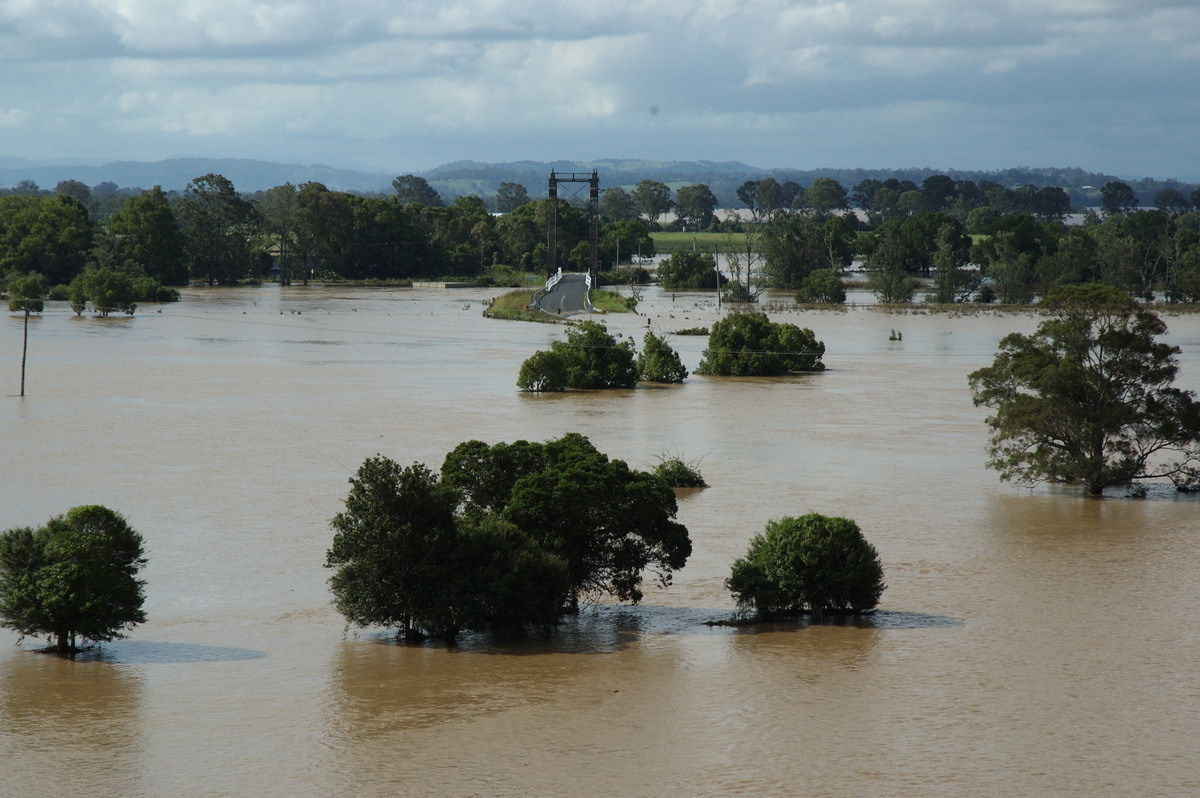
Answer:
[546,170,600,283]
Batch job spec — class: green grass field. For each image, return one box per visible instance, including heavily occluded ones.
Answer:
[651,232,749,255]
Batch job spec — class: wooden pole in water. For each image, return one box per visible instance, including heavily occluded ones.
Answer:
[20,302,29,397]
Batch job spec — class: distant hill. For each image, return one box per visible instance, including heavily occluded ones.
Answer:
[0,157,395,194]
[1,157,1194,208]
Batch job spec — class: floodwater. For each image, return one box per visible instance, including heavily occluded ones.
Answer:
[2,285,1199,797]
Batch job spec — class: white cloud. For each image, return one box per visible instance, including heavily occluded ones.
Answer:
[0,0,1198,175]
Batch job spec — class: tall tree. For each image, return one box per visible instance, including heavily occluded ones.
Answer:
[108,186,186,285]
[177,174,255,285]
[442,433,692,608]
[324,457,567,641]
[0,195,94,285]
[600,186,637,223]
[674,184,718,230]
[1101,181,1139,216]
[968,284,1200,494]
[803,178,849,216]
[392,174,444,207]
[254,183,300,285]
[294,182,353,282]
[631,180,673,225]
[495,182,530,214]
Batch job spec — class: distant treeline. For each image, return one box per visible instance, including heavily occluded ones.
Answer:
[2,157,1195,208]
[4,170,1200,305]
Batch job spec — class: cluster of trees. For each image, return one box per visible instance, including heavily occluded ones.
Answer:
[325,434,693,641]
[517,311,825,390]
[517,321,687,391]
[652,172,1200,307]
[0,173,663,301]
[0,506,147,655]
[325,433,888,642]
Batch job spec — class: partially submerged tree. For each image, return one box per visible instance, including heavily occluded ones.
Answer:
[651,453,707,488]
[696,311,825,376]
[325,457,568,641]
[442,433,692,608]
[656,251,722,291]
[68,268,138,316]
[726,514,885,619]
[326,436,692,641]
[518,321,637,391]
[0,506,147,655]
[637,331,688,384]
[968,284,1200,494]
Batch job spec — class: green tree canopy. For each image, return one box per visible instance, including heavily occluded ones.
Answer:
[637,331,688,383]
[697,311,825,376]
[631,180,673,225]
[726,514,885,619]
[674,184,719,230]
[795,269,846,304]
[68,268,137,316]
[495,182,530,214]
[108,186,187,285]
[177,173,255,285]
[0,505,147,654]
[391,174,444,207]
[0,194,94,285]
[441,433,692,608]
[657,250,721,290]
[325,457,569,641]
[600,186,638,223]
[1101,181,1139,216]
[968,284,1200,494]
[518,320,637,391]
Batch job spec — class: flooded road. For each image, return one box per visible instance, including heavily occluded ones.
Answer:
[3,285,1199,796]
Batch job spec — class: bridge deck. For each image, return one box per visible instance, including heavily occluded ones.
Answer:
[532,272,592,316]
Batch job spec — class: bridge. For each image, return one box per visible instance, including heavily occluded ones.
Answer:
[530,170,599,318]
[531,268,595,316]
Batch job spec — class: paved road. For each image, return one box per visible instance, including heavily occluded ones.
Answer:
[533,272,591,316]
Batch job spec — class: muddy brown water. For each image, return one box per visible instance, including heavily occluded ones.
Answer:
[2,286,1199,797]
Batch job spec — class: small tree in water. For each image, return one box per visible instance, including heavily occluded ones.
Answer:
[696,311,825,376]
[726,514,885,620]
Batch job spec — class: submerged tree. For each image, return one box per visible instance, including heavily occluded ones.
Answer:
[0,506,147,655]
[696,311,825,376]
[326,435,692,641]
[968,284,1200,494]
[726,514,885,619]
[442,433,692,608]
[637,331,688,383]
[517,321,637,391]
[325,457,568,641]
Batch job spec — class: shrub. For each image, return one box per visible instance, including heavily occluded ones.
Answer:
[637,331,688,383]
[651,454,707,488]
[657,251,722,290]
[518,321,637,391]
[696,311,825,376]
[795,269,846,304]
[726,514,885,619]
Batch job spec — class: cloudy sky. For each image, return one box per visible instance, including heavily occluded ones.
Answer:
[2,0,1198,178]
